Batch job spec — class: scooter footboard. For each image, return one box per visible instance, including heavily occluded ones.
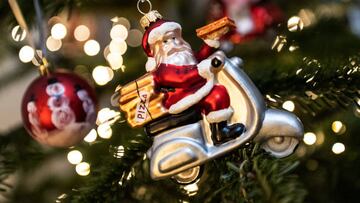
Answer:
[254,109,304,158]
[149,138,208,180]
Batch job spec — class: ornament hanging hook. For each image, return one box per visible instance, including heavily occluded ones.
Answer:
[39,58,49,76]
[137,0,152,15]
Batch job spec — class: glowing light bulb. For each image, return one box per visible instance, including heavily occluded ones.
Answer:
[282,100,295,112]
[332,143,345,154]
[331,121,346,134]
[84,40,100,56]
[76,162,90,176]
[67,150,83,165]
[303,132,317,145]
[110,24,128,40]
[92,65,114,86]
[107,52,124,70]
[109,39,127,55]
[19,45,35,63]
[97,124,112,139]
[74,25,90,42]
[84,129,97,143]
[46,36,62,52]
[11,25,26,42]
[287,16,304,32]
[51,23,67,40]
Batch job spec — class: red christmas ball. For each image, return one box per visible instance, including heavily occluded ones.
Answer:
[21,72,98,147]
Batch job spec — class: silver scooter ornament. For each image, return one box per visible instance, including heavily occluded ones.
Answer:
[113,55,304,184]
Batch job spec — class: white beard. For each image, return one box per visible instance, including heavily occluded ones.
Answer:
[161,50,198,66]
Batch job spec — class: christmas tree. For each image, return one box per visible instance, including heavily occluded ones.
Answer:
[0,0,359,202]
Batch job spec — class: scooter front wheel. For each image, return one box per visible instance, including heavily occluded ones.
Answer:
[172,166,203,185]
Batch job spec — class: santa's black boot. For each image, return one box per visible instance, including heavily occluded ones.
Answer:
[210,121,245,145]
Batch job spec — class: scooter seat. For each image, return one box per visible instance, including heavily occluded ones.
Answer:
[145,108,202,136]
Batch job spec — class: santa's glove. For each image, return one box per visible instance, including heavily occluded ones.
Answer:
[198,51,226,79]
[204,39,221,49]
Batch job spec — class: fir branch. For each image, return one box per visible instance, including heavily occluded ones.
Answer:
[64,133,152,203]
[199,143,307,203]
[258,55,360,117]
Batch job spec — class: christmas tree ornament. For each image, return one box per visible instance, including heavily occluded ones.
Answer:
[9,0,98,147]
[22,70,98,147]
[113,0,303,184]
[208,0,283,45]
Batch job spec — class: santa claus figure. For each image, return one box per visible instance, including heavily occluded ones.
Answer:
[208,0,283,44]
[140,11,245,144]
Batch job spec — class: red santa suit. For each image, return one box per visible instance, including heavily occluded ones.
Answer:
[143,19,234,123]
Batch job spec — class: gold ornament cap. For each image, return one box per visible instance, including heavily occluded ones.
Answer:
[140,10,163,29]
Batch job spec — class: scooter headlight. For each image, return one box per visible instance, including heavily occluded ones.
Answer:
[261,136,300,158]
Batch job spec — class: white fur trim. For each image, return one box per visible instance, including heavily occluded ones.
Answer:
[197,59,214,80]
[148,22,182,44]
[146,57,157,72]
[169,79,214,114]
[206,107,234,123]
[204,39,220,48]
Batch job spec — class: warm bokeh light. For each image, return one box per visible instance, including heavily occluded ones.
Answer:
[97,124,113,139]
[107,52,124,70]
[110,24,128,40]
[11,25,26,42]
[271,35,287,52]
[76,162,90,176]
[287,16,304,32]
[111,17,131,30]
[67,150,83,165]
[126,29,143,47]
[19,45,35,63]
[84,40,100,56]
[303,132,317,145]
[84,129,97,143]
[109,39,127,55]
[184,183,199,196]
[51,23,67,40]
[332,143,345,154]
[282,100,295,112]
[46,36,62,52]
[92,65,114,86]
[332,121,346,134]
[120,65,126,72]
[298,9,316,27]
[97,108,120,124]
[114,145,125,158]
[74,25,90,42]
[103,45,110,59]
[289,45,299,52]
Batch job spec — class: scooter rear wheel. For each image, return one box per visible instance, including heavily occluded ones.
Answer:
[172,166,203,185]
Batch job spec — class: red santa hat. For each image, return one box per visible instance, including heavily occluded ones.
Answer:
[142,19,182,72]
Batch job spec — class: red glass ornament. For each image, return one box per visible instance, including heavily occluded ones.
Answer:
[21,72,98,147]
[208,0,283,44]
